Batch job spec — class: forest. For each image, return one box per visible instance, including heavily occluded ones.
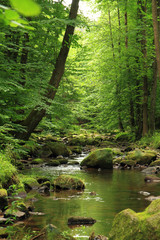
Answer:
[1,0,160,239]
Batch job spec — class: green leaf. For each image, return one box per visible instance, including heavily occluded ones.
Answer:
[9,0,41,17]
[5,9,19,20]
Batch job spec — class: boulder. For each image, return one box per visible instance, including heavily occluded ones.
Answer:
[142,166,160,175]
[144,175,160,182]
[80,148,113,169]
[127,149,157,165]
[46,160,60,166]
[53,175,85,190]
[150,159,160,166]
[109,199,160,240]
[31,158,44,164]
[120,160,136,168]
[89,232,108,240]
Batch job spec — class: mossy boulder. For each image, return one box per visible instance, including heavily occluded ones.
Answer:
[38,142,71,158]
[53,175,85,190]
[127,149,157,165]
[31,158,44,164]
[150,159,160,166]
[113,157,123,165]
[46,160,60,166]
[109,199,160,240]
[68,146,82,154]
[21,176,39,191]
[0,189,8,211]
[80,148,113,169]
[120,160,136,168]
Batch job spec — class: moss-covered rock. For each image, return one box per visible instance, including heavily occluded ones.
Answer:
[38,142,71,158]
[53,175,85,190]
[58,159,68,164]
[68,146,82,154]
[113,157,123,165]
[31,158,44,164]
[80,148,113,169]
[46,160,60,166]
[120,160,136,168]
[0,189,8,211]
[0,228,8,238]
[127,149,157,165]
[109,199,160,240]
[0,156,19,189]
[21,176,39,191]
[150,159,160,166]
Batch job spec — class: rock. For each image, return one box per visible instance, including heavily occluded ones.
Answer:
[89,232,108,240]
[0,217,8,224]
[109,199,160,240]
[53,175,85,190]
[90,191,96,196]
[145,196,160,201]
[38,142,71,158]
[139,191,150,196]
[80,148,113,169]
[4,209,28,220]
[68,161,79,165]
[59,159,68,164]
[0,189,8,211]
[68,216,96,225]
[29,211,45,216]
[31,158,44,164]
[46,160,60,166]
[142,166,160,175]
[144,175,160,182]
[68,146,82,154]
[120,160,136,169]
[56,155,64,159]
[0,227,8,238]
[22,176,39,192]
[150,159,160,166]
[127,149,157,165]
[37,177,50,184]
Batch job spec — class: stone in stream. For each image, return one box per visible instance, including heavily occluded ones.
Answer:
[142,166,160,175]
[80,148,113,169]
[89,232,108,240]
[109,199,160,240]
[68,216,96,225]
[53,175,85,190]
[144,175,160,182]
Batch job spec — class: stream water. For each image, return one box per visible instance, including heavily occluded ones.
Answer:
[23,153,160,239]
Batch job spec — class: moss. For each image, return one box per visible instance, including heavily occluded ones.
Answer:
[81,148,113,169]
[113,157,123,164]
[0,189,7,197]
[31,158,44,164]
[109,199,160,240]
[54,175,85,190]
[120,160,136,167]
[150,159,160,166]
[47,160,60,166]
[0,154,19,188]
[127,149,157,165]
[58,159,68,164]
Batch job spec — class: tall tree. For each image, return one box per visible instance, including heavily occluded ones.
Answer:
[152,0,160,80]
[16,0,80,140]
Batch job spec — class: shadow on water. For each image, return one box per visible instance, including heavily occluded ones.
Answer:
[23,154,160,239]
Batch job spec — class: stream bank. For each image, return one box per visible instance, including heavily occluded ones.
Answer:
[1,132,160,239]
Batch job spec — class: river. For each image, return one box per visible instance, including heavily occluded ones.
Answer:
[23,153,160,239]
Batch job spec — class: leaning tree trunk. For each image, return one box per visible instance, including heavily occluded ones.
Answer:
[16,0,80,140]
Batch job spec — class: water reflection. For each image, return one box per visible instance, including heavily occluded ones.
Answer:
[23,155,160,239]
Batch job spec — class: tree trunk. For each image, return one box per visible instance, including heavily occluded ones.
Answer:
[16,0,80,140]
[149,59,157,134]
[152,0,160,80]
[108,8,124,132]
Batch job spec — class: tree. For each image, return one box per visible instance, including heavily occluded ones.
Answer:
[16,0,80,140]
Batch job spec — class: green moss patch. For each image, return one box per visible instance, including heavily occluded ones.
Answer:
[53,175,85,190]
[81,148,113,169]
[109,199,160,240]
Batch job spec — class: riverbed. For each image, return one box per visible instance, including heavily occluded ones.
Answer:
[23,153,160,239]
